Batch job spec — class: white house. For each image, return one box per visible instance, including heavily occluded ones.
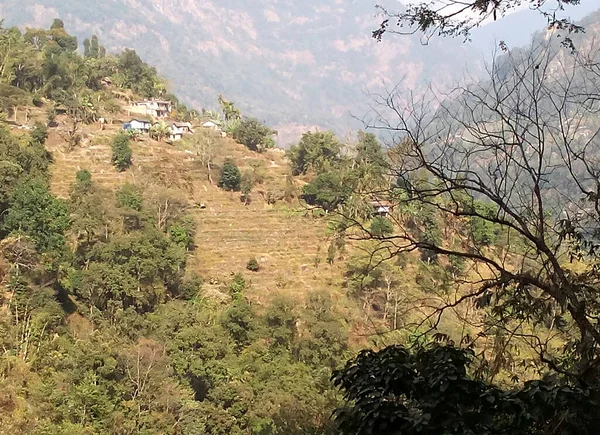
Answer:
[169,122,194,141]
[202,120,221,131]
[128,99,172,118]
[123,119,152,133]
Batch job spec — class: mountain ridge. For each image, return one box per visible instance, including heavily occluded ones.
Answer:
[0,0,484,144]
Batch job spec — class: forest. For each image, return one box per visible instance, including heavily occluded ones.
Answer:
[2,2,600,434]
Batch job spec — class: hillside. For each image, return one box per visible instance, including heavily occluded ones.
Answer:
[0,0,484,144]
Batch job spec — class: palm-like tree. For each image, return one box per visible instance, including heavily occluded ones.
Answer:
[150,121,169,142]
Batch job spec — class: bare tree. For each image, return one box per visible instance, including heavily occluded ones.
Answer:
[194,133,216,184]
[345,40,600,380]
[373,0,584,47]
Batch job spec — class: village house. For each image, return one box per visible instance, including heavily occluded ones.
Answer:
[202,120,221,131]
[123,119,152,134]
[368,198,394,217]
[127,99,172,118]
[169,122,194,141]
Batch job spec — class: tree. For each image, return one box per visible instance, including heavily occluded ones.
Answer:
[2,178,70,254]
[217,94,241,123]
[89,35,100,59]
[333,343,600,435]
[231,117,276,152]
[287,131,343,175]
[111,132,132,172]
[83,38,90,58]
[369,216,393,237]
[350,41,600,383]
[218,159,241,191]
[0,84,32,122]
[373,0,584,49]
[50,19,65,30]
[194,133,216,184]
[150,121,169,142]
[302,171,351,212]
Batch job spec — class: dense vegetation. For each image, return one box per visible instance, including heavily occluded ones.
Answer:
[0,20,348,434]
[3,7,600,434]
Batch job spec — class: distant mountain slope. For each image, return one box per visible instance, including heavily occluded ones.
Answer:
[0,0,484,144]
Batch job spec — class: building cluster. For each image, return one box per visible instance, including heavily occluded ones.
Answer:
[122,99,223,141]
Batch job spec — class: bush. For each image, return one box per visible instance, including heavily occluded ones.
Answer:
[116,183,143,211]
[241,170,255,195]
[370,216,394,237]
[229,273,246,299]
[111,132,132,172]
[218,159,241,191]
[30,122,48,145]
[246,257,259,272]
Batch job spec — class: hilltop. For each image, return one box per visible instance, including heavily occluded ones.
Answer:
[0,0,484,144]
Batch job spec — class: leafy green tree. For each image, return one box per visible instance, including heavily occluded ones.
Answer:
[0,83,32,121]
[231,117,276,152]
[218,159,241,191]
[50,19,65,30]
[287,131,343,175]
[302,171,351,211]
[111,132,132,172]
[221,299,257,350]
[333,343,600,435]
[2,178,70,253]
[369,216,393,237]
[168,217,196,251]
[217,94,241,123]
[469,201,500,246]
[229,272,246,300]
[419,204,442,262]
[115,183,143,211]
[75,228,186,312]
[150,121,169,142]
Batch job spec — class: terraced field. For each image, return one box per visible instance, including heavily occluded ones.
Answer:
[45,121,350,312]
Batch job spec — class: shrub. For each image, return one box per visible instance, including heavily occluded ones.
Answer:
[246,257,259,272]
[111,132,132,171]
[229,273,246,299]
[30,122,48,145]
[116,183,143,211]
[370,216,394,237]
[218,159,241,191]
[241,170,255,195]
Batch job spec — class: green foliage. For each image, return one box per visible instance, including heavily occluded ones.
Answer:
[116,48,162,98]
[229,272,246,299]
[231,117,276,152]
[2,178,69,254]
[0,126,51,209]
[115,183,143,211]
[73,227,187,312]
[111,132,132,172]
[469,201,500,247]
[369,216,393,237]
[419,204,442,262]
[246,257,259,272]
[221,299,257,350]
[168,217,196,251]
[333,343,600,435]
[30,122,48,145]
[287,131,343,175]
[302,171,351,211]
[218,159,241,191]
[240,170,255,197]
